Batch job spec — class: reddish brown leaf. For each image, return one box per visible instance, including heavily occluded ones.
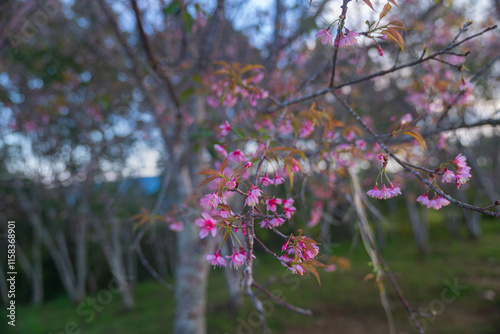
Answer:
[198,168,221,176]
[361,0,375,11]
[388,0,399,8]
[379,3,391,20]
[196,175,218,189]
[387,27,405,52]
[220,156,229,173]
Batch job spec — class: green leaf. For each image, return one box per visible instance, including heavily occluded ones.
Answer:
[163,1,181,16]
[182,11,194,32]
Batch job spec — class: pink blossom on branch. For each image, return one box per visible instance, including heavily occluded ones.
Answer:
[265,197,283,212]
[441,168,455,183]
[200,193,220,210]
[204,249,226,267]
[245,185,263,207]
[226,247,247,269]
[315,28,332,45]
[219,121,231,136]
[228,149,246,162]
[195,213,217,239]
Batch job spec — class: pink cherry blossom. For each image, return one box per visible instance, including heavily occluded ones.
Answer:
[273,172,285,185]
[416,192,428,207]
[315,29,332,45]
[259,173,273,186]
[265,197,283,212]
[226,247,246,269]
[205,249,226,267]
[169,221,183,232]
[452,153,468,169]
[299,120,315,138]
[195,213,217,239]
[283,198,296,219]
[228,149,246,162]
[214,144,228,157]
[245,186,263,207]
[366,184,381,198]
[269,217,285,227]
[441,168,455,183]
[200,193,220,210]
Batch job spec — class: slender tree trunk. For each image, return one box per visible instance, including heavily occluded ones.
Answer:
[92,216,135,309]
[14,186,82,302]
[173,164,217,334]
[31,232,44,304]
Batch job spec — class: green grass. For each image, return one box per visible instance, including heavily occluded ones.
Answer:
[8,219,500,334]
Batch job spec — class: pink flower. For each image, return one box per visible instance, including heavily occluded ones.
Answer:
[205,249,226,267]
[228,149,246,162]
[389,183,402,197]
[207,96,219,107]
[452,154,468,169]
[195,213,217,239]
[226,247,246,269]
[259,173,273,187]
[436,196,450,208]
[355,140,366,150]
[377,45,384,57]
[315,29,332,45]
[269,217,285,227]
[366,184,381,198]
[265,197,282,212]
[226,179,237,190]
[416,192,429,206]
[260,220,273,229]
[368,183,400,200]
[455,169,471,188]
[219,208,233,218]
[200,193,220,210]
[307,201,323,227]
[345,29,359,45]
[299,120,315,138]
[441,168,455,183]
[169,221,183,232]
[283,198,296,219]
[324,264,337,272]
[377,184,392,199]
[273,172,285,185]
[426,195,450,210]
[214,144,228,157]
[245,186,263,207]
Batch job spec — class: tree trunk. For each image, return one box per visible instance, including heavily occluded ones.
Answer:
[173,165,217,334]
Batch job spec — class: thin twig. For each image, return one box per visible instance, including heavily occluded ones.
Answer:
[333,93,500,218]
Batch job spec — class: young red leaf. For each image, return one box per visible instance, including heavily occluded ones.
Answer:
[220,156,229,174]
[198,168,221,176]
[388,19,406,30]
[361,0,375,11]
[388,0,399,8]
[196,175,219,189]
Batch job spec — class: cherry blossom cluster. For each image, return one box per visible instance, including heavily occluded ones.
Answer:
[205,69,269,108]
[416,192,450,210]
[366,154,402,200]
[440,153,471,189]
[315,27,359,47]
[279,235,320,275]
[195,119,324,272]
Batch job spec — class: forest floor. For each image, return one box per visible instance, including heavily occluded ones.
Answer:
[8,216,500,334]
